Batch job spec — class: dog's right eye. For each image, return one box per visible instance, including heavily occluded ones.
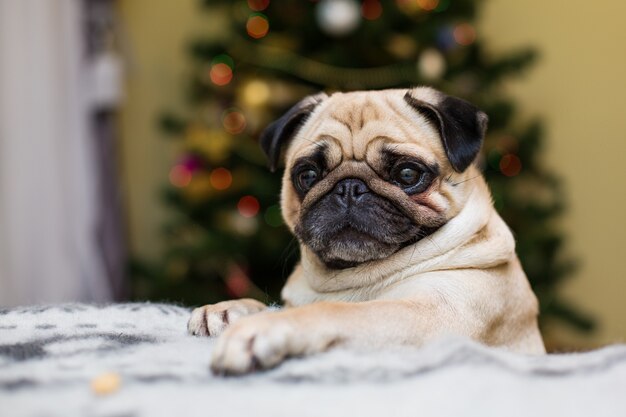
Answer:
[295,168,319,192]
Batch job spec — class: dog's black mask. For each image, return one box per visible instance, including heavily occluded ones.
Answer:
[295,178,424,270]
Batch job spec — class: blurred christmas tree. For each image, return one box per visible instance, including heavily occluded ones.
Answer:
[131,0,594,335]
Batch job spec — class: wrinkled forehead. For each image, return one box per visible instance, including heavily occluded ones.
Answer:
[284,90,445,168]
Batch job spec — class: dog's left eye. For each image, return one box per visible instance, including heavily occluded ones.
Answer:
[392,164,423,187]
[296,168,319,191]
[390,162,432,193]
[397,167,421,185]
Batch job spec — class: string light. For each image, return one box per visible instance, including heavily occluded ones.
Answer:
[231,40,421,86]
[418,48,446,80]
[247,0,270,11]
[242,80,271,106]
[169,165,192,187]
[247,14,270,39]
[210,167,233,190]
[454,23,476,46]
[209,63,233,86]
[222,109,247,134]
[361,0,382,20]
[316,0,361,37]
[500,154,522,177]
[237,195,260,218]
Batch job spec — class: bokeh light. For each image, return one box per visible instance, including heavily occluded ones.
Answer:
[418,48,446,80]
[487,149,503,170]
[362,0,382,20]
[179,154,203,172]
[211,54,234,68]
[247,0,270,11]
[264,205,283,227]
[169,165,192,187]
[242,80,271,106]
[184,173,213,200]
[500,154,522,177]
[417,0,439,11]
[454,23,476,46]
[237,195,260,218]
[225,265,252,298]
[209,63,233,86]
[386,34,417,59]
[209,167,233,190]
[222,109,247,134]
[247,14,270,39]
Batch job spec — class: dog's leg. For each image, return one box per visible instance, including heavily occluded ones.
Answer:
[210,299,453,375]
[187,299,267,337]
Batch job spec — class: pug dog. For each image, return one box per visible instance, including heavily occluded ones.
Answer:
[188,87,546,375]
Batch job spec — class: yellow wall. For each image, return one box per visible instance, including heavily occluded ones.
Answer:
[119,0,626,346]
[481,0,626,346]
[118,0,208,258]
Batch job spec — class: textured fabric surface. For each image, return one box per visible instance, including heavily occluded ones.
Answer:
[0,303,625,417]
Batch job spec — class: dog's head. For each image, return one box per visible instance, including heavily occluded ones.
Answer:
[260,87,488,270]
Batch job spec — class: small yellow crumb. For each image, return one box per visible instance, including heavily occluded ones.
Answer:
[91,372,121,395]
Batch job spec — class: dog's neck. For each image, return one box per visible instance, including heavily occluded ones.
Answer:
[281,175,516,306]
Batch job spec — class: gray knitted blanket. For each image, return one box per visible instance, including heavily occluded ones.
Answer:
[1,303,625,417]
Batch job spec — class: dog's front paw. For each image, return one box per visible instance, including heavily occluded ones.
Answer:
[187,299,266,337]
[210,310,336,375]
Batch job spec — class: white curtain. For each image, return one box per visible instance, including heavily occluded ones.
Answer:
[0,0,112,305]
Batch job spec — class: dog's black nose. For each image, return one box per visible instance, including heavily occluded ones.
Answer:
[333,178,369,207]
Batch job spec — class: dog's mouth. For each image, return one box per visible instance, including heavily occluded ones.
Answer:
[315,226,398,269]
[324,258,360,270]
[306,223,438,270]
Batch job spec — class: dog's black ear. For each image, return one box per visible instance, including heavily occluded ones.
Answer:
[260,92,328,172]
[404,91,488,172]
